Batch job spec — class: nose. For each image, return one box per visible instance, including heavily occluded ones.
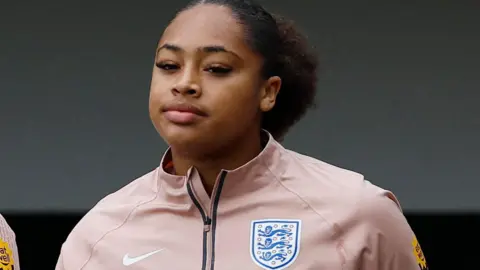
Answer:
[171,70,202,97]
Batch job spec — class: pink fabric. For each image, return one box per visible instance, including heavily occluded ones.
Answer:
[0,214,20,270]
[56,133,427,269]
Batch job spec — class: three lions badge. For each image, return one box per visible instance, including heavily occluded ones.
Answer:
[250,219,301,270]
[0,239,14,270]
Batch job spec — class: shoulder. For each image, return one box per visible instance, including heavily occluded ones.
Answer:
[281,150,426,269]
[279,149,384,227]
[280,149,369,206]
[78,168,159,225]
[348,182,408,238]
[0,214,19,270]
[93,169,160,210]
[281,148,408,229]
[342,186,428,269]
[57,169,159,269]
[284,149,366,185]
[284,149,409,227]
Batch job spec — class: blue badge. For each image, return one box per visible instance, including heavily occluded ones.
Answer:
[250,219,302,270]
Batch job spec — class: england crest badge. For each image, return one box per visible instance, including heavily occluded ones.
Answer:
[250,219,302,270]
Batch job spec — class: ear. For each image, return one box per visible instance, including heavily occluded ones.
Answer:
[259,76,282,112]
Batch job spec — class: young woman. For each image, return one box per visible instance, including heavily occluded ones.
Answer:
[0,214,20,270]
[56,0,428,269]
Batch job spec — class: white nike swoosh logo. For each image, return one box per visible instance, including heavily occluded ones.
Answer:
[123,249,164,266]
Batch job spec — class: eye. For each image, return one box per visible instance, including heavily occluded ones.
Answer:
[205,66,232,75]
[156,62,179,71]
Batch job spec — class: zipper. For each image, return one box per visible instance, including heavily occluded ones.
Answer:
[187,171,228,270]
[208,171,227,270]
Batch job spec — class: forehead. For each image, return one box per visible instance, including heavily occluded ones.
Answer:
[160,4,247,52]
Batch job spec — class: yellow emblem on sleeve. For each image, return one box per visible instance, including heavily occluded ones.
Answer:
[0,238,14,270]
[412,236,428,270]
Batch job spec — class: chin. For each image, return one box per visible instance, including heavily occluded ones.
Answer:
[161,125,204,147]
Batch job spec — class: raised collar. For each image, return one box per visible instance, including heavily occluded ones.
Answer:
[156,131,289,201]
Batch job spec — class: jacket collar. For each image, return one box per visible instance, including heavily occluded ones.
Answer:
[156,130,288,201]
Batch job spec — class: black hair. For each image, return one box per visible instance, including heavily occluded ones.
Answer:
[182,0,318,140]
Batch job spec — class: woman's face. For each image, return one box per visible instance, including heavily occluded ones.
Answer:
[149,4,280,155]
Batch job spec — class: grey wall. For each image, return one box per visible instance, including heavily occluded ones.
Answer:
[1,1,479,212]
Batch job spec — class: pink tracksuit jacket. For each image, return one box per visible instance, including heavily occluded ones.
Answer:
[56,133,428,270]
[0,214,19,270]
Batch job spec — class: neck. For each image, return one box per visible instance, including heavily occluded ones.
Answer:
[170,130,263,196]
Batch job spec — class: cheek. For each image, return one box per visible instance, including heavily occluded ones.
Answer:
[148,89,159,115]
[209,79,260,123]
[149,74,169,108]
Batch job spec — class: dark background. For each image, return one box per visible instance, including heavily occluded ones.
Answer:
[1,0,479,269]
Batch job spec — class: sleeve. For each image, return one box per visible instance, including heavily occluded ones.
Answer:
[55,247,65,270]
[0,214,20,270]
[353,191,429,270]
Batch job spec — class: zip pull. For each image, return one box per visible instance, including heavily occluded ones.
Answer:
[204,217,212,232]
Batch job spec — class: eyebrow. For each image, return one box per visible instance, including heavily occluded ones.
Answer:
[156,43,240,59]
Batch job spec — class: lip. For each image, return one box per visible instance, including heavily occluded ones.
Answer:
[161,102,207,125]
[162,103,207,116]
